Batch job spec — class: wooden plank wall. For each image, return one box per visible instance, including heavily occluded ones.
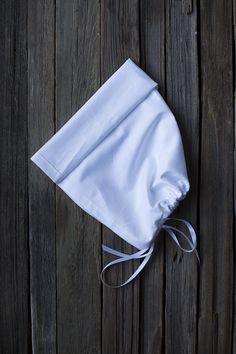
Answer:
[0,0,234,353]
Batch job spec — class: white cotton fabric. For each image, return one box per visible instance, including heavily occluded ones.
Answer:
[31,58,190,251]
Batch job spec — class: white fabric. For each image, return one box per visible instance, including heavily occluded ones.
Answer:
[31,58,196,287]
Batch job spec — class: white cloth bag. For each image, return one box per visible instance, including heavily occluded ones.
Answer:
[31,58,199,288]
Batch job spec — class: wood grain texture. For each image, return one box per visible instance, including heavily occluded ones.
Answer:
[233,0,236,352]
[0,0,31,352]
[0,0,235,353]
[55,1,101,353]
[165,0,199,353]
[198,0,234,353]
[28,1,56,353]
[139,1,166,353]
[101,1,141,353]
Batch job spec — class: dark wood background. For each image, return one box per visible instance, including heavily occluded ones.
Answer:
[0,0,235,353]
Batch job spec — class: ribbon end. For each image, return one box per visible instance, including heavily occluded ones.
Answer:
[194,249,200,264]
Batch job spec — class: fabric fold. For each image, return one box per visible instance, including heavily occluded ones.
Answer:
[31,58,157,184]
[30,58,197,287]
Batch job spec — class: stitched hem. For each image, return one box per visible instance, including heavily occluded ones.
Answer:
[31,151,62,182]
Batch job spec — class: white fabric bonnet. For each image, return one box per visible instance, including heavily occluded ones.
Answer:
[31,58,199,288]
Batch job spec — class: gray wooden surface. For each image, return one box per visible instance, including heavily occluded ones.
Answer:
[0,0,235,353]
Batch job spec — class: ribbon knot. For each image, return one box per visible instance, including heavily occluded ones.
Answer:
[100,218,200,288]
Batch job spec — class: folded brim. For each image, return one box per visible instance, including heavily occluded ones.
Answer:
[31,58,159,250]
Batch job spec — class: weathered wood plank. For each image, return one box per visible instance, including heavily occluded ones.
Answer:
[198,0,234,353]
[0,0,31,352]
[1,1,235,352]
[233,0,236,352]
[139,1,166,353]
[101,1,141,353]
[28,0,57,353]
[55,1,101,353]
[165,0,199,353]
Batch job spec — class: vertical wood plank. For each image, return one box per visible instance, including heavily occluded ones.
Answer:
[139,1,166,353]
[28,0,57,353]
[165,0,199,353]
[0,0,31,352]
[55,1,101,353]
[233,0,236,352]
[198,0,234,353]
[101,1,140,353]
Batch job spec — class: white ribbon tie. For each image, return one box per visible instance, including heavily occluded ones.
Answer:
[100,218,200,288]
